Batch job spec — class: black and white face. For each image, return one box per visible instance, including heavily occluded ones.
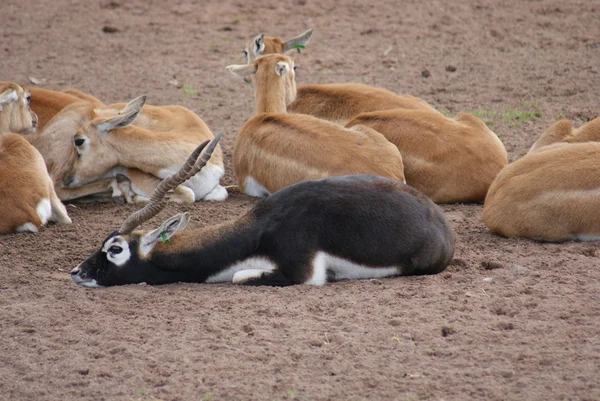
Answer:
[70,233,135,288]
[70,214,190,288]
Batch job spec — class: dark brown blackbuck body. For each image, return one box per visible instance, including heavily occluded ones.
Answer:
[71,135,455,287]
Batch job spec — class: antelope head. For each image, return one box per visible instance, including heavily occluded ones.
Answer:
[70,133,222,287]
[61,95,146,188]
[0,82,37,134]
[241,29,312,84]
[227,54,297,114]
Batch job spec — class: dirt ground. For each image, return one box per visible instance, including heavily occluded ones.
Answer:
[1,0,600,400]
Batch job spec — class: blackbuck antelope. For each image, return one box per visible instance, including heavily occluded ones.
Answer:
[0,83,71,234]
[483,142,600,242]
[345,109,509,203]
[528,117,600,153]
[244,30,440,123]
[71,135,455,287]
[33,94,227,203]
[227,54,405,197]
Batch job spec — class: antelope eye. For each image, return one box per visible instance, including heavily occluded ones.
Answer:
[25,94,31,103]
[293,65,297,71]
[108,246,122,255]
[242,50,248,56]
[74,137,85,147]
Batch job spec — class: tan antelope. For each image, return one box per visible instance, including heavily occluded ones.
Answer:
[345,109,509,203]
[528,117,600,153]
[71,135,455,287]
[227,54,405,197]
[0,83,71,234]
[244,30,440,123]
[483,142,600,242]
[33,95,227,203]
[23,88,189,203]
[28,86,105,132]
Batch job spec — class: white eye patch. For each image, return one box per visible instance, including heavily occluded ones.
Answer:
[102,236,131,266]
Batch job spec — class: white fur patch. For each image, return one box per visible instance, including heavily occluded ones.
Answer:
[202,184,228,201]
[102,237,131,266]
[16,222,38,233]
[244,176,270,197]
[305,252,400,285]
[233,269,270,284]
[207,256,277,284]
[160,163,225,201]
[36,198,52,225]
[0,89,18,106]
[71,271,103,288]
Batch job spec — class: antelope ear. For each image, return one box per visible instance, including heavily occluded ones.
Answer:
[275,61,290,77]
[0,88,18,110]
[282,29,313,53]
[140,213,190,254]
[98,95,146,134]
[253,33,265,56]
[227,64,258,79]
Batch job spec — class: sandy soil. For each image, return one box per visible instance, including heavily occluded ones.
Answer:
[1,0,599,400]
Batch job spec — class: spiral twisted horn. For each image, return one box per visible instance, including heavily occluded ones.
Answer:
[118,132,223,234]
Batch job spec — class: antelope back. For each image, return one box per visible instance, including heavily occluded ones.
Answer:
[483,142,600,241]
[289,84,440,123]
[28,87,104,132]
[0,82,36,135]
[528,117,600,153]
[0,133,70,234]
[234,113,405,195]
[346,110,508,203]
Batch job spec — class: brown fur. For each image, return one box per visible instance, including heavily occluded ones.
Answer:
[528,117,600,153]
[228,54,405,195]
[0,133,71,234]
[27,87,104,132]
[28,97,223,203]
[63,101,223,184]
[245,34,439,123]
[346,110,508,203]
[483,143,600,241]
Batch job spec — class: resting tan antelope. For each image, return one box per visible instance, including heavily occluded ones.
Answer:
[28,87,105,132]
[227,54,405,197]
[528,117,600,153]
[0,83,71,234]
[32,95,227,203]
[345,109,509,203]
[71,135,455,287]
[483,142,600,242]
[243,30,440,123]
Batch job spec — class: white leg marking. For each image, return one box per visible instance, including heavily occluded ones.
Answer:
[185,164,225,201]
[202,184,228,201]
[305,253,328,286]
[16,222,39,233]
[232,269,270,284]
[305,252,400,285]
[206,256,276,283]
[244,176,270,198]
[36,198,52,225]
